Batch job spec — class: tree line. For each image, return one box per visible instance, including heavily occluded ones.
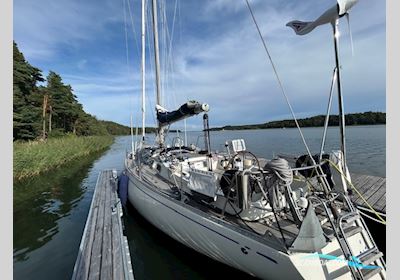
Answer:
[13,41,133,141]
[210,112,386,131]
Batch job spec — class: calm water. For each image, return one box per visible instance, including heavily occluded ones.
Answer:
[13,125,386,279]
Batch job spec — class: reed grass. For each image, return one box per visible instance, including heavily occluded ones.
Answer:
[13,135,114,181]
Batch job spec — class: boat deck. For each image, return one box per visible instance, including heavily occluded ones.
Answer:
[131,152,385,251]
[72,170,134,280]
[278,154,386,215]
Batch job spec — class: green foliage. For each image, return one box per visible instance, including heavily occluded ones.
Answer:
[13,135,114,180]
[210,112,386,131]
[100,120,130,135]
[45,71,82,133]
[13,41,133,140]
[47,128,67,138]
[13,42,45,140]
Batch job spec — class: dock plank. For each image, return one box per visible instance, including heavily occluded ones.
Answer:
[353,177,384,205]
[72,170,134,280]
[350,173,386,214]
[111,181,130,280]
[111,194,123,280]
[88,172,107,280]
[365,180,386,208]
[350,173,368,187]
[355,176,381,198]
[72,174,102,280]
[350,174,372,192]
[101,173,113,280]
[375,193,386,212]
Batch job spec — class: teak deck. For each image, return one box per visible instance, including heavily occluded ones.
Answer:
[350,173,386,214]
[72,170,134,280]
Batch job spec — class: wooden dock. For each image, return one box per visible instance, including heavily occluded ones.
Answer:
[277,154,386,214]
[351,173,386,214]
[72,170,134,280]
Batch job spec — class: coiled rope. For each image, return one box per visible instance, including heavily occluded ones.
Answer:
[263,158,293,210]
[264,158,293,185]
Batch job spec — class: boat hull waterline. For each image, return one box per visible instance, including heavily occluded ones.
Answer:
[126,167,330,280]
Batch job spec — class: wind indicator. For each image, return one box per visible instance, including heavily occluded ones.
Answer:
[286,0,359,184]
[286,0,358,35]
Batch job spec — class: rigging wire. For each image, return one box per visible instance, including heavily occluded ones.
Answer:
[122,0,130,68]
[168,0,179,61]
[177,0,188,138]
[319,67,337,162]
[145,3,158,133]
[126,0,140,55]
[160,0,178,111]
[244,0,338,196]
[125,0,141,137]
[160,0,167,107]
[243,0,314,162]
[169,0,187,136]
[166,0,179,109]
[156,0,185,140]
[156,0,181,141]
[122,0,139,148]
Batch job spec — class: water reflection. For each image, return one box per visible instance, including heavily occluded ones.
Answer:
[124,203,255,280]
[13,151,103,263]
[13,137,131,280]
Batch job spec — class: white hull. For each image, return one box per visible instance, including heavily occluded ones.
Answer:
[125,167,326,279]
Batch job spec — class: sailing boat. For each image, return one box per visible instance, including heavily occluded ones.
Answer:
[124,0,386,279]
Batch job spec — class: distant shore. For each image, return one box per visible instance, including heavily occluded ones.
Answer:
[208,112,385,131]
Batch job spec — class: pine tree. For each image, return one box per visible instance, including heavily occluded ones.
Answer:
[45,71,83,134]
[13,41,131,140]
[13,41,44,140]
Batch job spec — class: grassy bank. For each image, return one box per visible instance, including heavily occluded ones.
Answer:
[14,135,114,181]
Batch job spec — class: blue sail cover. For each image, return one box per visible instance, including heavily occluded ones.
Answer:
[156,100,209,126]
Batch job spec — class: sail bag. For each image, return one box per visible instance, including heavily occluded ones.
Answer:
[156,101,209,126]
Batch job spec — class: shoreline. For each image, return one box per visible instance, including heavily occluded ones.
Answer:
[208,112,385,132]
[208,123,386,132]
[13,135,114,181]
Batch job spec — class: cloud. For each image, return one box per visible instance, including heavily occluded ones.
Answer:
[14,0,125,61]
[165,0,385,130]
[14,0,385,130]
[77,59,88,70]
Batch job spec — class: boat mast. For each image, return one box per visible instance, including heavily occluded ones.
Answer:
[130,114,134,154]
[332,19,347,170]
[141,0,146,142]
[151,0,164,146]
[184,118,187,147]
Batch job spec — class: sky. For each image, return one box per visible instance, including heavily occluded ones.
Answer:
[13,0,386,130]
